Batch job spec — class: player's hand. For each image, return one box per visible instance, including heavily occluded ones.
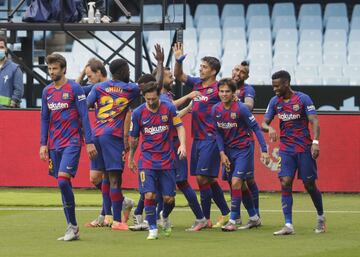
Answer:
[220,152,231,170]
[232,94,239,102]
[152,43,164,64]
[268,127,278,142]
[187,91,201,100]
[172,42,185,60]
[39,145,48,161]
[86,143,98,160]
[311,143,320,159]
[177,145,186,160]
[260,152,271,166]
[128,158,137,173]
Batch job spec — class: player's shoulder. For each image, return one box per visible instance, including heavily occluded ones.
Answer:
[133,102,146,114]
[212,101,222,111]
[295,91,312,101]
[161,99,176,110]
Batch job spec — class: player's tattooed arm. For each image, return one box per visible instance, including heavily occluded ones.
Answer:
[308,114,320,159]
[128,137,139,173]
[153,44,164,91]
[244,96,254,111]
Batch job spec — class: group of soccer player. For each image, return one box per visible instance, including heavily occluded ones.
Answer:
[39,41,326,241]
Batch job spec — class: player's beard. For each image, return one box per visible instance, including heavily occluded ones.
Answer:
[52,74,62,82]
[164,83,172,91]
[149,101,159,110]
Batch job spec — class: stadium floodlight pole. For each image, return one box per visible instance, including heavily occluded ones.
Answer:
[114,0,131,21]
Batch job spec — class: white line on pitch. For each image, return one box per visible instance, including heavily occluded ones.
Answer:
[0,207,360,214]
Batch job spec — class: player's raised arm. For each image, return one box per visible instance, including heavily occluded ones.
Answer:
[39,88,50,161]
[172,42,188,83]
[173,91,201,108]
[153,44,164,90]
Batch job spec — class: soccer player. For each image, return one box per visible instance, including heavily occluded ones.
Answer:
[39,53,97,241]
[87,58,140,230]
[152,45,207,231]
[229,61,262,227]
[212,78,270,231]
[80,58,134,228]
[173,42,230,228]
[129,81,187,240]
[262,70,326,235]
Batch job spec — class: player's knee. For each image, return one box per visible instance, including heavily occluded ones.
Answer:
[280,177,293,188]
[145,192,156,200]
[163,196,175,204]
[303,181,316,192]
[246,178,255,186]
[90,175,102,186]
[196,175,211,185]
[231,179,242,190]
[176,181,189,189]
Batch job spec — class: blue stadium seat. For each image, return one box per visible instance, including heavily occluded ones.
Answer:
[221,4,245,26]
[194,4,219,25]
[324,3,347,26]
[271,2,295,23]
[246,3,269,23]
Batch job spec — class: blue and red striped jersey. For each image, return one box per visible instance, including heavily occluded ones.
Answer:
[185,76,220,140]
[160,91,180,148]
[237,83,255,102]
[264,91,317,153]
[40,80,92,150]
[130,100,183,170]
[87,80,140,138]
[212,101,267,152]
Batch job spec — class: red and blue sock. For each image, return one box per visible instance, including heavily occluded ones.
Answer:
[110,188,124,222]
[230,189,242,221]
[247,181,260,216]
[199,183,212,219]
[101,179,112,216]
[144,199,157,230]
[281,185,293,224]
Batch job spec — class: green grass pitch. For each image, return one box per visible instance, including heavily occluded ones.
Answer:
[0,188,359,257]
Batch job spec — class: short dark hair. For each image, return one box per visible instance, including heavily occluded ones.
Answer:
[110,58,129,82]
[46,53,67,69]
[218,78,237,93]
[87,58,107,77]
[272,70,291,83]
[241,60,249,66]
[151,66,171,77]
[0,36,7,45]
[141,81,160,96]
[201,56,221,76]
[137,74,156,85]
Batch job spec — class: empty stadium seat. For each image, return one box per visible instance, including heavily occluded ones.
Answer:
[221,4,245,25]
[246,3,270,23]
[195,4,219,25]
[324,3,348,26]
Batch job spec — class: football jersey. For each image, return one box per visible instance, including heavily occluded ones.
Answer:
[130,100,183,170]
[264,91,317,153]
[87,80,140,137]
[212,101,267,152]
[40,80,92,150]
[160,91,180,148]
[185,76,220,140]
[237,83,255,103]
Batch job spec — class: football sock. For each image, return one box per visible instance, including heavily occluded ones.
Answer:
[230,189,242,221]
[144,199,157,230]
[110,188,124,222]
[156,190,163,220]
[211,181,230,215]
[162,201,175,219]
[281,185,293,224]
[95,182,106,216]
[178,181,204,219]
[58,176,77,226]
[307,186,324,216]
[247,181,260,216]
[134,193,145,215]
[199,183,212,219]
[242,188,257,217]
[61,193,70,224]
[101,179,112,216]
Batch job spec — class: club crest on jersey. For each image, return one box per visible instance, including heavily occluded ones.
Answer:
[206,88,214,94]
[230,112,237,119]
[62,92,69,100]
[161,115,168,122]
[293,104,300,111]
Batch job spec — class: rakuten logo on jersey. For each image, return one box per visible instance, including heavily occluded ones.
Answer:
[278,113,300,121]
[144,125,169,135]
[217,122,237,129]
[193,95,209,102]
[48,102,69,111]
